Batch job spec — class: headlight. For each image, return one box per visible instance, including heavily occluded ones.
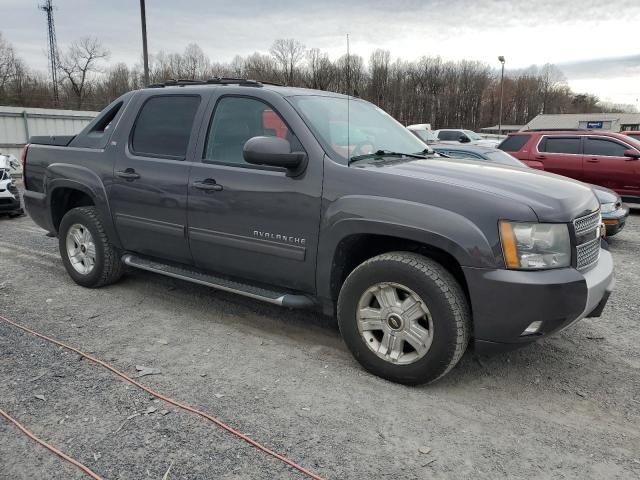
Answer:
[499,221,571,269]
[599,203,616,214]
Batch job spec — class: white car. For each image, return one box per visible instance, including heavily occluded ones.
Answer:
[434,129,501,147]
[407,124,437,144]
[0,156,23,217]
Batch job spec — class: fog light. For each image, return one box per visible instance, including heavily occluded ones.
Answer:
[522,321,543,335]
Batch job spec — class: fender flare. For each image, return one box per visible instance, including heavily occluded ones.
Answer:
[45,164,122,249]
[316,195,498,300]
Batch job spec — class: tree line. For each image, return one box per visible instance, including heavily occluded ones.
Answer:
[0,32,632,129]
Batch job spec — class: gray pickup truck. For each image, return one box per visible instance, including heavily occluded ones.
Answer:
[22,78,614,384]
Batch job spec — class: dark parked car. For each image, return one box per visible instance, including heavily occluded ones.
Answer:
[22,79,614,385]
[432,144,629,236]
[498,130,640,203]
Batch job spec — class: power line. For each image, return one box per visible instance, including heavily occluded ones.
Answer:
[39,0,60,106]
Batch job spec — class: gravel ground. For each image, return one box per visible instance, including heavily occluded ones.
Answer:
[0,204,639,479]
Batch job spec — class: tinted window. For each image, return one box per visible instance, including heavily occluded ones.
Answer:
[498,134,529,152]
[584,138,628,157]
[438,130,461,141]
[628,134,640,142]
[131,95,201,158]
[204,97,302,165]
[540,136,580,154]
[442,150,481,159]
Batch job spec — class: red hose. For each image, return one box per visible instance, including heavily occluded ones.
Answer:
[0,314,326,480]
[0,407,103,480]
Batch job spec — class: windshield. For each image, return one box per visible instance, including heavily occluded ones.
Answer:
[411,129,438,144]
[289,95,431,163]
[463,130,483,141]
[484,149,527,167]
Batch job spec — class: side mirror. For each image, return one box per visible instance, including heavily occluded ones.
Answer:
[243,136,307,174]
[459,135,471,143]
[623,149,640,160]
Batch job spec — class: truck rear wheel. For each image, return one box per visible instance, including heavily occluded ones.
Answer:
[337,252,470,385]
[58,206,123,288]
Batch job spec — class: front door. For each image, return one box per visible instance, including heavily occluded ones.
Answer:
[187,94,322,293]
[109,93,205,264]
[582,136,640,196]
[535,135,583,180]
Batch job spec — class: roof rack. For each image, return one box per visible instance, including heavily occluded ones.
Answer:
[147,77,283,89]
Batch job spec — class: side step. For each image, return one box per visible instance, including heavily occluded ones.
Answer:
[122,254,316,309]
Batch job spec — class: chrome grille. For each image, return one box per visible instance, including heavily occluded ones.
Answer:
[573,211,601,271]
[576,238,600,270]
[573,210,601,235]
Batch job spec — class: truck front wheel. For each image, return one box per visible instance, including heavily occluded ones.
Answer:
[337,252,470,385]
[58,206,123,288]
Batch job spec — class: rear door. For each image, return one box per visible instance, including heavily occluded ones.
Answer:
[534,135,583,180]
[582,136,640,196]
[109,93,207,264]
[186,93,323,293]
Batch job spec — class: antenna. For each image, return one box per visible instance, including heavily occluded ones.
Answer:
[39,0,60,106]
[346,34,350,161]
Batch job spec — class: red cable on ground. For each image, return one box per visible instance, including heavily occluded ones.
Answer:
[0,407,104,480]
[0,314,326,480]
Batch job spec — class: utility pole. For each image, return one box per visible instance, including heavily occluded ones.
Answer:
[140,0,150,86]
[498,56,506,135]
[39,0,59,106]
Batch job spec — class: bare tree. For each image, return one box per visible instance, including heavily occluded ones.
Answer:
[0,32,18,93]
[306,48,335,90]
[270,39,305,85]
[58,37,109,109]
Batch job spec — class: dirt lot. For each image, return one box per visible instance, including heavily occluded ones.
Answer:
[1,205,639,479]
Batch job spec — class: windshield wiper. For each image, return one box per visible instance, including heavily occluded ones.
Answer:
[348,149,428,165]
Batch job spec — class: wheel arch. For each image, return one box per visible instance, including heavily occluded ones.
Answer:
[45,164,122,248]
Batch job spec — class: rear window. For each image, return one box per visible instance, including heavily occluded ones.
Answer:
[539,136,580,155]
[131,95,201,159]
[498,134,530,152]
[438,130,461,141]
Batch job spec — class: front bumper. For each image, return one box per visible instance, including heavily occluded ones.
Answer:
[0,194,21,213]
[602,204,629,236]
[464,248,614,354]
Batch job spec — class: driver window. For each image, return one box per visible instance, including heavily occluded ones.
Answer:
[203,97,302,165]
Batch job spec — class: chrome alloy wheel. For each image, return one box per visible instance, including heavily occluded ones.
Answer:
[66,223,96,275]
[357,282,434,365]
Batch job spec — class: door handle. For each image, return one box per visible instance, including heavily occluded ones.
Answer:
[116,168,140,180]
[193,179,223,192]
[586,158,600,163]
[535,155,546,160]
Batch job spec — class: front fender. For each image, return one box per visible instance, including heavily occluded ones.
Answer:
[316,195,498,299]
[45,164,122,248]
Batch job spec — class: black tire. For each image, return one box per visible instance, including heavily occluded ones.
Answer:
[337,252,470,385]
[58,206,123,288]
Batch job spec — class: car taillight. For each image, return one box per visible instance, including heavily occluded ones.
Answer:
[21,144,29,189]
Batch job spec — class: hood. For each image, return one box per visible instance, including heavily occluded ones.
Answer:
[361,157,599,222]
[588,183,619,204]
[474,139,501,147]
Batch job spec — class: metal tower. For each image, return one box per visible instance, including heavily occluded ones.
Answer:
[39,0,60,105]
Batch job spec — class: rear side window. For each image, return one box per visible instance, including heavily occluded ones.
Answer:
[498,135,530,152]
[584,138,628,157]
[131,95,201,159]
[627,134,640,142]
[539,136,580,154]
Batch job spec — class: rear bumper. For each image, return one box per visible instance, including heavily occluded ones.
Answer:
[465,249,614,354]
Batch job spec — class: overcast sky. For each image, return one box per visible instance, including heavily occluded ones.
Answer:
[4,0,639,107]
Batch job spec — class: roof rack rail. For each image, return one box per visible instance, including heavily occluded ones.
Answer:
[146,77,279,88]
[524,128,590,132]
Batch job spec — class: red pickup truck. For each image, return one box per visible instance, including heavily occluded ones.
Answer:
[499,131,640,203]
